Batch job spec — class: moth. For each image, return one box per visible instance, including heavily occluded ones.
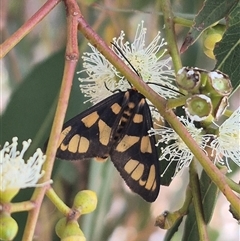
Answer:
[55,87,160,202]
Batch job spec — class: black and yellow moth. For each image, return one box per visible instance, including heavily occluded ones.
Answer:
[55,88,160,202]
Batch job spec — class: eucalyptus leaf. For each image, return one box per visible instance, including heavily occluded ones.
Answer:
[181,0,238,52]
[215,2,240,91]
[182,169,220,240]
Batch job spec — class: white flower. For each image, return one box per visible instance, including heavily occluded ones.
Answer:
[0,137,47,192]
[149,116,213,177]
[79,44,118,104]
[210,107,240,172]
[79,21,178,105]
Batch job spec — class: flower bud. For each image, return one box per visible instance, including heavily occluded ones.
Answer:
[0,189,20,203]
[55,218,86,241]
[185,94,213,122]
[202,71,232,97]
[73,190,97,215]
[55,217,67,238]
[0,212,18,241]
[176,67,201,93]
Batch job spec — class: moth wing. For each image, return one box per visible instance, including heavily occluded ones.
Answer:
[56,92,125,161]
[110,98,160,202]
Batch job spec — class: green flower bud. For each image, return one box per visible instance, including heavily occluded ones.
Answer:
[202,71,232,97]
[185,94,213,121]
[0,212,18,241]
[176,67,201,93]
[55,217,67,238]
[0,189,20,203]
[73,190,97,215]
[61,236,86,241]
[62,220,85,241]
[55,217,86,241]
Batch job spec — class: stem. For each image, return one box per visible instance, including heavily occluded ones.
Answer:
[46,188,71,215]
[174,16,193,27]
[0,0,61,58]
[167,96,188,109]
[159,0,182,72]
[77,1,240,216]
[225,177,240,194]
[155,186,192,229]
[1,201,35,213]
[189,160,209,241]
[22,1,80,240]
[178,185,193,216]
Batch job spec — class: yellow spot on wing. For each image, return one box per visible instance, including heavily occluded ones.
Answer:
[111,103,121,114]
[131,163,144,180]
[78,136,89,153]
[98,120,111,146]
[68,134,80,153]
[133,114,143,123]
[82,111,99,127]
[128,102,135,109]
[139,179,146,186]
[152,180,157,191]
[145,165,156,190]
[140,136,152,153]
[116,135,140,152]
[58,126,72,148]
[139,98,146,106]
[124,159,139,173]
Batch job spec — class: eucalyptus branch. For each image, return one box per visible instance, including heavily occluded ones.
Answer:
[159,0,182,72]
[189,160,209,241]
[22,1,80,240]
[0,0,61,58]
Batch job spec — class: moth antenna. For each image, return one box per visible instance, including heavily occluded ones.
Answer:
[111,42,140,81]
[104,82,122,93]
[146,82,185,96]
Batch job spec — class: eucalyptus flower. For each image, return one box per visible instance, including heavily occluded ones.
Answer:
[0,137,47,202]
[210,107,240,172]
[79,21,178,108]
[149,116,213,177]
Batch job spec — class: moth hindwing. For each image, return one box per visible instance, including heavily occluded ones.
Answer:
[56,89,160,202]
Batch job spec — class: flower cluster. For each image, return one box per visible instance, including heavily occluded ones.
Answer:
[210,107,240,172]
[149,116,214,177]
[79,21,178,107]
[0,137,46,193]
[149,107,240,176]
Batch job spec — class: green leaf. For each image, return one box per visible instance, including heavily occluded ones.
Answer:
[215,2,240,91]
[0,49,86,155]
[181,0,238,52]
[164,217,183,241]
[182,170,220,240]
